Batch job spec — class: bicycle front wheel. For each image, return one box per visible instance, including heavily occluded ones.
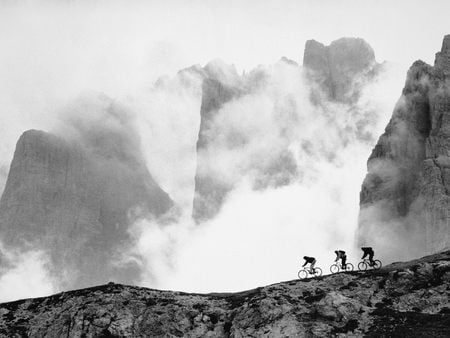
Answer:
[330,264,340,274]
[358,261,368,271]
[373,260,382,269]
[313,267,323,277]
[345,263,354,272]
[298,269,308,279]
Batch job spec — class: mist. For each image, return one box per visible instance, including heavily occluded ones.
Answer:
[0,0,443,301]
[0,246,54,302]
[128,60,406,292]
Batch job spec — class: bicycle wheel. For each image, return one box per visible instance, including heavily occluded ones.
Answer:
[298,269,308,279]
[373,260,382,269]
[330,264,340,274]
[345,263,354,272]
[358,261,368,271]
[313,267,323,277]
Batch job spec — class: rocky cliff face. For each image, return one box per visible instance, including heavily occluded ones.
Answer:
[192,61,245,223]
[0,95,173,290]
[1,251,449,337]
[303,37,380,102]
[358,35,450,260]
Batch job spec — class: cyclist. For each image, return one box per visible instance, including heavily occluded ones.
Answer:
[361,247,375,266]
[302,256,316,274]
[334,250,347,269]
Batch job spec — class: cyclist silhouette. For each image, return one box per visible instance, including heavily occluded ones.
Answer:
[361,247,375,266]
[302,256,316,274]
[334,250,347,269]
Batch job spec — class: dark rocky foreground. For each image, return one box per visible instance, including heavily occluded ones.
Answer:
[1,251,449,337]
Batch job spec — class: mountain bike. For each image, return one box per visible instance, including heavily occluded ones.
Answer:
[358,259,382,271]
[298,266,323,279]
[330,262,354,274]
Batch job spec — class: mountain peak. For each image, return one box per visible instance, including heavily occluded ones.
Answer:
[435,34,450,74]
[303,37,378,101]
[0,97,174,290]
[303,37,375,72]
[441,34,450,52]
[203,59,240,86]
[278,56,298,66]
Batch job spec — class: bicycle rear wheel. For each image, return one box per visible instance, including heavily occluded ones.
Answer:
[313,267,323,277]
[330,264,340,274]
[345,263,354,272]
[298,269,308,279]
[373,260,382,269]
[358,261,368,271]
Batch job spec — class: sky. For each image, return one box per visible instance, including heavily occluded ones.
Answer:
[0,0,449,301]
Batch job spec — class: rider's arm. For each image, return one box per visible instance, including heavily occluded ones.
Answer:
[302,261,307,267]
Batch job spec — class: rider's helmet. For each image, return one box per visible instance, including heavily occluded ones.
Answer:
[335,250,338,254]
[303,256,307,260]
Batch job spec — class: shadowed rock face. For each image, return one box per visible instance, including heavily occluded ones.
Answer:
[0,96,173,290]
[358,35,450,260]
[190,59,252,223]
[303,37,379,102]
[1,251,449,337]
[192,73,244,223]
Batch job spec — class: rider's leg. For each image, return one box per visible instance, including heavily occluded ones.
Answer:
[342,255,347,269]
[369,252,374,265]
[310,259,316,273]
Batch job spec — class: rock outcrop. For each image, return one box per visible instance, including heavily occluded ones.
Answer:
[358,35,450,261]
[303,37,380,102]
[0,94,173,290]
[1,251,450,337]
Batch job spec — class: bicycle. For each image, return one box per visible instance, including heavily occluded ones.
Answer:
[358,258,382,271]
[330,262,354,274]
[298,266,323,279]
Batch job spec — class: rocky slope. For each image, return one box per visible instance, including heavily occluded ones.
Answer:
[0,94,173,290]
[1,250,449,337]
[358,35,450,260]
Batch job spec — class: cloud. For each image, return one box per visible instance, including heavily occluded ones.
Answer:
[0,0,410,299]
[0,247,55,303]
[128,75,203,209]
[139,175,363,293]
[130,59,406,293]
[0,53,405,298]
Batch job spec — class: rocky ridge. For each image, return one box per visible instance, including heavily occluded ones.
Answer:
[1,251,449,337]
[358,35,450,260]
